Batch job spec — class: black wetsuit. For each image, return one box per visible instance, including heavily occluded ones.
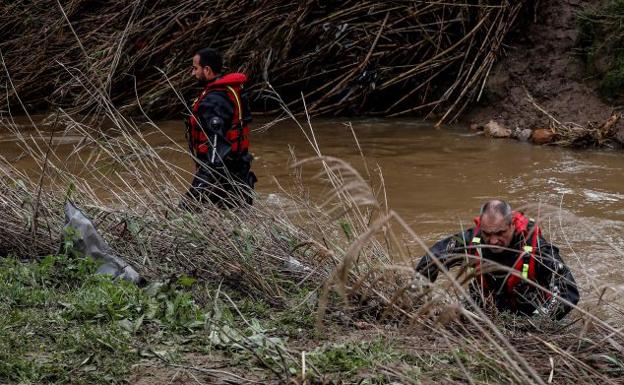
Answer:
[416,226,580,320]
[185,78,256,208]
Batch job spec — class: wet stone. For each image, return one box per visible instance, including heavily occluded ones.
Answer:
[484,120,511,138]
[513,128,533,142]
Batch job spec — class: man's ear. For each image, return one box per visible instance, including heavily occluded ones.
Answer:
[203,66,214,78]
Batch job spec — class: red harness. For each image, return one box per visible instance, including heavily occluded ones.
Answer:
[188,73,250,158]
[469,212,540,297]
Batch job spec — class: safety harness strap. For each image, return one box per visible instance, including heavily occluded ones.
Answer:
[470,215,539,294]
[469,234,485,290]
[225,85,245,153]
[188,82,249,158]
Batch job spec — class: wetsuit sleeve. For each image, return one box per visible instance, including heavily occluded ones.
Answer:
[196,93,234,166]
[533,240,580,320]
[415,228,475,282]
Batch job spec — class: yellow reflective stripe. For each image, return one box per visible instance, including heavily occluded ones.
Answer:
[225,85,242,121]
[472,237,481,244]
[523,245,533,253]
[522,263,529,279]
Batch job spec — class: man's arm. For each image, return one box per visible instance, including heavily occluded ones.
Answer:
[533,240,580,320]
[196,93,234,166]
[415,228,475,282]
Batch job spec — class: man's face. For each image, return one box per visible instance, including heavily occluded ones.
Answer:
[480,213,514,253]
[192,54,215,84]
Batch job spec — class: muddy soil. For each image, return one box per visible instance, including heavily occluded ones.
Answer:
[467,0,623,134]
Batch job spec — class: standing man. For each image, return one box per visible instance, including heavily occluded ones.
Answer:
[184,47,256,208]
[416,199,580,320]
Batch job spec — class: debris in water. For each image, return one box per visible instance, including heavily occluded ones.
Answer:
[531,128,555,145]
[484,120,511,138]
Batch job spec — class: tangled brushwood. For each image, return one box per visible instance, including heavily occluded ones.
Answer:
[1,1,530,123]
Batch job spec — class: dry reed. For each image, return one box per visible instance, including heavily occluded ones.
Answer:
[1,0,528,123]
[0,64,623,385]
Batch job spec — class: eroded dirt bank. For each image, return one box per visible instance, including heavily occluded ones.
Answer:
[468,0,623,143]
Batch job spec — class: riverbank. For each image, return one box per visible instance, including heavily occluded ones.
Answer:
[1,1,624,380]
[466,0,624,148]
[3,253,622,384]
[2,1,624,149]
[1,109,624,383]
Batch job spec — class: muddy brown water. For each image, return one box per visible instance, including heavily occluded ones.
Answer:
[2,117,623,315]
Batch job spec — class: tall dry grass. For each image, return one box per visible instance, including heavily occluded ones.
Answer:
[1,74,623,385]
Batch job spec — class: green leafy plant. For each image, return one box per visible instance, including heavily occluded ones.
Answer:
[578,0,624,102]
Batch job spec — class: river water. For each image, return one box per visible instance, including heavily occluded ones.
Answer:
[2,117,623,314]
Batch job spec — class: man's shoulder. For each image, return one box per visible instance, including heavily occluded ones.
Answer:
[197,90,234,111]
[536,239,561,258]
[202,89,231,102]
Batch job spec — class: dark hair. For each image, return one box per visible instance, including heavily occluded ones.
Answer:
[195,48,223,74]
[480,199,513,225]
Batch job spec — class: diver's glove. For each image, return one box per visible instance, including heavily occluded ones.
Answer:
[532,285,561,318]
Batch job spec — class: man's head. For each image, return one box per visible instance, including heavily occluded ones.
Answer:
[192,48,223,85]
[479,199,515,253]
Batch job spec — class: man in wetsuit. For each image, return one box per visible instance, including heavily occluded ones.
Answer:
[415,199,580,320]
[184,47,256,208]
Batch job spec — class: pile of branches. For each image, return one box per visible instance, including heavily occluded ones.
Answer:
[1,0,529,123]
[526,92,624,147]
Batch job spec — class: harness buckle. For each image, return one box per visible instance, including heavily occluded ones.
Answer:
[521,263,529,279]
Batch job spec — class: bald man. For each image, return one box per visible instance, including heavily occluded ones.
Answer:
[416,200,579,320]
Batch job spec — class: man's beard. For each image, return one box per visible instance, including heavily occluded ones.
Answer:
[196,77,208,87]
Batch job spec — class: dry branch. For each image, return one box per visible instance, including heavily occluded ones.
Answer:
[1,0,528,122]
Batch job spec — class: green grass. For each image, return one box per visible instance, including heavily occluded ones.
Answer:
[0,254,479,384]
[578,0,624,102]
[0,253,562,384]
[0,254,282,384]
[306,337,514,384]
[0,256,134,384]
[309,338,406,376]
[1,254,380,384]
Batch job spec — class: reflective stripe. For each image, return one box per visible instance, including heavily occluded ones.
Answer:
[226,85,243,117]
[522,263,529,279]
[523,245,533,253]
[211,134,217,163]
[225,85,249,153]
[472,237,481,244]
